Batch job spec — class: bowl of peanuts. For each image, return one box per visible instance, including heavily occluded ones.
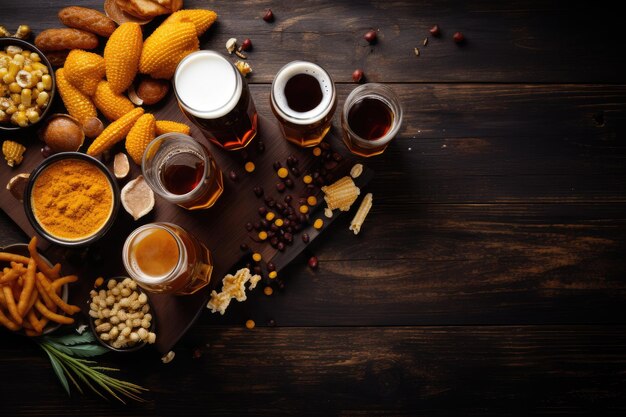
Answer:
[88,277,157,352]
[0,37,56,131]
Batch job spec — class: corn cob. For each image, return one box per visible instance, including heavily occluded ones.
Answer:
[163,9,218,36]
[2,140,26,167]
[55,67,97,125]
[93,80,136,121]
[139,22,199,80]
[104,22,143,94]
[87,107,144,156]
[63,50,105,96]
[155,120,191,136]
[125,113,156,164]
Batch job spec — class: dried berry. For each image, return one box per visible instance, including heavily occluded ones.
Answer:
[229,170,238,181]
[267,262,276,272]
[240,38,252,51]
[240,243,249,251]
[430,24,441,37]
[453,31,465,43]
[352,69,364,83]
[258,206,268,217]
[364,29,377,43]
[245,222,254,231]
[41,145,52,158]
[263,9,274,22]
[308,256,319,269]
[302,233,310,243]
[276,182,286,192]
[273,161,282,171]
[253,186,264,197]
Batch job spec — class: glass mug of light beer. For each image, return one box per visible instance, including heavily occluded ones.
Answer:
[123,223,213,295]
[270,61,337,147]
[341,83,403,157]
[142,133,224,210]
[174,50,258,150]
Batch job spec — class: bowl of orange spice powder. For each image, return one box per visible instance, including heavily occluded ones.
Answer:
[24,152,120,246]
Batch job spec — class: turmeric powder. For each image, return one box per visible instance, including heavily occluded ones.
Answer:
[31,159,113,240]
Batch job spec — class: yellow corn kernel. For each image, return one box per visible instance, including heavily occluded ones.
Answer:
[36,91,49,107]
[139,22,199,80]
[93,80,136,121]
[3,62,19,83]
[155,120,191,136]
[10,93,21,105]
[17,104,25,112]
[20,89,31,107]
[125,113,156,164]
[36,82,44,91]
[41,74,52,90]
[63,50,105,97]
[104,22,143,94]
[2,140,26,167]
[12,54,25,65]
[23,65,32,72]
[0,110,7,123]
[87,107,144,156]
[31,62,48,73]
[32,88,40,97]
[163,9,218,36]
[6,46,22,56]
[8,82,21,93]
[6,105,17,115]
[30,52,41,62]
[0,68,7,79]
[26,108,40,123]
[55,67,97,125]
[12,111,28,127]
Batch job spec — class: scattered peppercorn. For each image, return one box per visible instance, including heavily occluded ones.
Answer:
[245,161,255,172]
[352,69,364,83]
[228,170,238,181]
[267,262,276,272]
[267,319,276,327]
[263,9,274,22]
[453,31,465,44]
[364,29,377,43]
[240,243,249,251]
[302,233,310,243]
[253,186,264,197]
[241,38,252,51]
[245,319,255,329]
[276,182,286,192]
[308,256,319,269]
[272,161,282,171]
[284,178,294,188]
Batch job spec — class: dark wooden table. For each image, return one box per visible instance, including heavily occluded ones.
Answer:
[2,0,626,415]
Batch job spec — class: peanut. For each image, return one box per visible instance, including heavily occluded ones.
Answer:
[136,76,170,105]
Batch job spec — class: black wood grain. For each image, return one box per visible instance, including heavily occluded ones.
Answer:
[1,326,625,416]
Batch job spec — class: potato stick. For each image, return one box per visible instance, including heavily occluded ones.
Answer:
[0,252,30,264]
[22,288,39,318]
[51,275,78,291]
[37,316,49,330]
[35,273,80,315]
[0,268,23,284]
[17,258,36,316]
[25,329,41,337]
[0,306,21,331]
[35,276,55,310]
[27,309,44,333]
[0,289,6,307]
[2,286,23,325]
[28,236,61,279]
[35,300,74,325]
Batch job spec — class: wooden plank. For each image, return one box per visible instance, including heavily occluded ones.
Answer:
[1,326,625,415]
[2,0,625,83]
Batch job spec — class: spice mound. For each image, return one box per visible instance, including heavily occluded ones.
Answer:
[31,159,113,240]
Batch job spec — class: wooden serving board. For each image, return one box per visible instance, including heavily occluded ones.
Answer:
[0,103,373,353]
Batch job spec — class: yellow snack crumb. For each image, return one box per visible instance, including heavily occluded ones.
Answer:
[307,196,317,206]
[252,253,262,262]
[303,175,312,184]
[263,286,273,296]
[277,167,288,178]
[245,319,255,329]
[312,147,321,157]
[299,205,309,214]
[313,219,324,229]
[245,161,255,173]
[258,231,267,240]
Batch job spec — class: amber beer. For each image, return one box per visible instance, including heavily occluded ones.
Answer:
[123,223,214,295]
[270,61,337,147]
[174,51,258,150]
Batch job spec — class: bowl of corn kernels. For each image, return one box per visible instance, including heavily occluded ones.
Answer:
[0,38,56,131]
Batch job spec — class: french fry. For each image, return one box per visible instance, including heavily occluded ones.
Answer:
[26,310,43,334]
[17,258,36,316]
[27,237,61,279]
[0,307,20,331]
[0,265,26,284]
[35,275,55,310]
[51,275,78,291]
[22,288,39,317]
[25,329,41,337]
[35,273,81,315]
[35,300,74,325]
[2,286,23,325]
[0,252,30,264]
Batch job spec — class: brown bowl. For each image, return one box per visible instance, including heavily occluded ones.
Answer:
[0,37,57,131]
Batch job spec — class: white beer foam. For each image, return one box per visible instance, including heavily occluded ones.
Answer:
[272,61,334,125]
[174,51,242,119]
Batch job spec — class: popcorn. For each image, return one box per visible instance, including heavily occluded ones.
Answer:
[207,268,261,315]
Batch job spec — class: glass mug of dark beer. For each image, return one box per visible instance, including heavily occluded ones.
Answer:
[270,61,337,147]
[174,50,258,150]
